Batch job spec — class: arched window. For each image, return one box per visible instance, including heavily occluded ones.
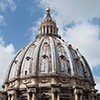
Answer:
[60,55,70,74]
[74,58,84,76]
[9,60,18,80]
[21,56,32,76]
[40,55,49,73]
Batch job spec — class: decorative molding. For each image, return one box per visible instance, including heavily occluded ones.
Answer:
[9,82,15,88]
[23,79,31,84]
[59,78,70,84]
[40,78,51,83]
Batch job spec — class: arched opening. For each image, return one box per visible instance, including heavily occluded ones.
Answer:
[59,55,70,74]
[47,26,49,34]
[40,55,49,73]
[51,26,52,33]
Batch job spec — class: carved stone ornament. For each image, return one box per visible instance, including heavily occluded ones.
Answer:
[40,78,51,83]
[9,82,15,88]
[59,78,70,84]
[23,79,31,84]
[76,80,83,86]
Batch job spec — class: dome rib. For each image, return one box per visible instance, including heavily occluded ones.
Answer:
[58,38,75,76]
[20,43,36,76]
[5,50,21,83]
[49,36,59,74]
[34,36,47,75]
[8,42,34,81]
[82,56,95,85]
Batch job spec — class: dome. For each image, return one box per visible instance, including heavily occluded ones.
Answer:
[3,7,97,100]
[6,35,94,84]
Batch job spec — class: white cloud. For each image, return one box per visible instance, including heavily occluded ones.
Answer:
[64,21,100,68]
[0,15,6,27]
[0,36,15,89]
[94,76,100,92]
[40,0,100,22]
[0,0,16,12]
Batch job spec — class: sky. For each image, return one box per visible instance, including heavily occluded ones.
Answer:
[0,0,100,92]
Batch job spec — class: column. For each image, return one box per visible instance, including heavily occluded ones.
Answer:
[27,92,31,100]
[52,26,54,33]
[45,26,47,34]
[42,27,44,34]
[32,93,35,100]
[80,93,82,100]
[49,26,51,34]
[11,93,17,100]
[40,27,42,34]
[8,95,11,100]
[74,89,78,100]
[51,87,60,100]
[11,94,14,100]
[27,88,36,100]
[52,91,55,100]
[74,87,84,100]
[57,93,60,100]
[74,93,78,100]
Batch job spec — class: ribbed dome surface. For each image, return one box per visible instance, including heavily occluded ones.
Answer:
[6,35,94,85]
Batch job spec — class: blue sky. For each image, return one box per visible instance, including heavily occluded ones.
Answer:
[0,0,100,91]
[0,0,44,50]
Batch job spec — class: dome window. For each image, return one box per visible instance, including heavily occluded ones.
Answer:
[59,55,70,73]
[60,55,65,60]
[44,42,48,45]
[26,56,31,61]
[74,59,84,76]
[84,71,88,78]
[74,58,79,62]
[40,55,49,73]
[42,55,48,59]
[68,44,72,48]
[25,71,27,75]
[14,60,18,64]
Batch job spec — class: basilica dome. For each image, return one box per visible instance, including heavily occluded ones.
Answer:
[3,7,97,100]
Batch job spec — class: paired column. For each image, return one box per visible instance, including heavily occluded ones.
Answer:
[57,92,60,100]
[91,91,97,100]
[51,85,60,100]
[74,88,83,100]
[27,88,36,100]
[8,90,17,100]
